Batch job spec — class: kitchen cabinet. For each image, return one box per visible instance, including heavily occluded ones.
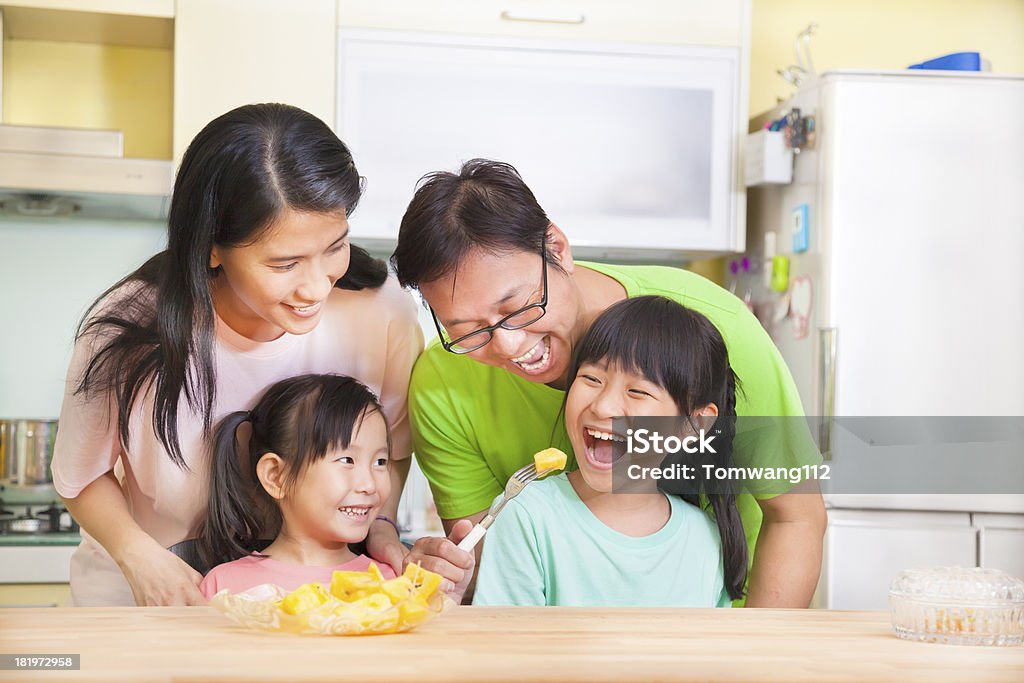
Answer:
[338,30,746,253]
[0,1,170,15]
[0,1,172,158]
[0,584,69,607]
[0,0,171,47]
[976,513,1024,579]
[337,0,748,48]
[173,0,336,161]
[818,506,1024,609]
[0,543,74,606]
[820,508,978,610]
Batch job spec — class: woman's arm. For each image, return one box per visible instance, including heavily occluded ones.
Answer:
[744,483,827,607]
[63,472,206,606]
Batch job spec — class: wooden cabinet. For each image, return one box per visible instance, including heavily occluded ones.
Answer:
[173,0,337,161]
[337,0,747,48]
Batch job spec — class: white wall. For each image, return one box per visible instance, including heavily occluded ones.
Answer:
[0,218,166,418]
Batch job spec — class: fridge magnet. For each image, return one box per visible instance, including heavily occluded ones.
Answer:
[792,203,810,253]
[789,275,813,340]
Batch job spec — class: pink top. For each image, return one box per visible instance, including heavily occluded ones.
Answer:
[200,553,397,599]
[52,277,422,606]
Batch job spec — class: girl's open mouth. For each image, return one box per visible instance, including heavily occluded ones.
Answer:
[582,426,627,470]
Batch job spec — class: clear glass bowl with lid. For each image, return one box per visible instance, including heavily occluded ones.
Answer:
[889,567,1024,646]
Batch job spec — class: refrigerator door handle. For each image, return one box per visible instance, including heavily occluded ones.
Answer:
[818,327,837,460]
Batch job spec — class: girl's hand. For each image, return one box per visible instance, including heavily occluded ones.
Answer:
[116,538,206,606]
[365,518,410,576]
[404,519,476,604]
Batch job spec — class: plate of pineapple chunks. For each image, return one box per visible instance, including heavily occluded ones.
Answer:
[209,562,449,635]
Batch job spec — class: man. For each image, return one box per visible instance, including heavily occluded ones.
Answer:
[395,159,826,606]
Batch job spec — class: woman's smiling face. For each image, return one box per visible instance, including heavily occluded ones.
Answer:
[209,209,351,342]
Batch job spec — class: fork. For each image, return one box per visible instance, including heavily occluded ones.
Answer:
[456,462,541,552]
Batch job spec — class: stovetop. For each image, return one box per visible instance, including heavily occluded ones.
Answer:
[0,485,80,544]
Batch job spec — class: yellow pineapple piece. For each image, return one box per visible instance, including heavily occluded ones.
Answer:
[402,562,443,600]
[533,447,568,474]
[367,562,387,582]
[381,576,417,604]
[329,569,381,600]
[397,599,431,627]
[279,582,330,615]
[351,593,392,612]
[269,563,442,633]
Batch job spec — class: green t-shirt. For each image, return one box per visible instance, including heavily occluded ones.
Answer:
[409,262,816,568]
[472,474,733,607]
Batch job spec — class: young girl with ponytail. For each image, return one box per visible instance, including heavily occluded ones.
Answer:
[473,296,747,607]
[198,374,398,598]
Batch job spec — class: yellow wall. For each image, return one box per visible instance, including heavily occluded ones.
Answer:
[2,39,172,159]
[749,0,1024,116]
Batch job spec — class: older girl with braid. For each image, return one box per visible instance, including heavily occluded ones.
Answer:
[472,296,747,607]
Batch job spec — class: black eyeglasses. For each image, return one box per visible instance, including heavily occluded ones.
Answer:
[430,243,549,354]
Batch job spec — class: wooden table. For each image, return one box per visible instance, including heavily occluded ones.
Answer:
[1,607,1021,682]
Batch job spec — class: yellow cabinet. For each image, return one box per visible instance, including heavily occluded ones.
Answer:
[0,1,171,16]
[0,584,71,607]
[173,0,337,161]
[0,1,173,159]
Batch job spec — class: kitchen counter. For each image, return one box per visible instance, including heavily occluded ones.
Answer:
[0,533,80,546]
[1,606,1021,682]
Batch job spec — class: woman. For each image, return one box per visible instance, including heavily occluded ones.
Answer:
[52,104,422,606]
[392,159,826,606]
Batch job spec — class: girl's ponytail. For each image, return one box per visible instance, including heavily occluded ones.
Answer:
[705,369,748,601]
[199,411,265,569]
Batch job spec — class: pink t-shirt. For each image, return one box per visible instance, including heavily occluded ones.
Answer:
[52,276,422,606]
[200,553,396,599]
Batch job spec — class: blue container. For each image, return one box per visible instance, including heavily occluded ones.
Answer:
[908,52,982,71]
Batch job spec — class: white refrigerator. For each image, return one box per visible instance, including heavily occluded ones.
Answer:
[746,70,1024,608]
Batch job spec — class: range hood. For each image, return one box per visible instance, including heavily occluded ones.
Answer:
[0,124,173,221]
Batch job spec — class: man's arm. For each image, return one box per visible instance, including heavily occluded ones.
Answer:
[744,482,827,607]
[441,511,487,603]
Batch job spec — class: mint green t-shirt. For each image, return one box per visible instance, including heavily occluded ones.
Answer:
[408,262,817,567]
[472,474,732,607]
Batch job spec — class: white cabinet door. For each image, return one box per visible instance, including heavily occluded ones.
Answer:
[338,30,743,253]
[822,509,977,610]
[976,513,1024,580]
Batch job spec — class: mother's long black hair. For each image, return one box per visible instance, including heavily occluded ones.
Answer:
[566,295,748,601]
[74,103,387,468]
